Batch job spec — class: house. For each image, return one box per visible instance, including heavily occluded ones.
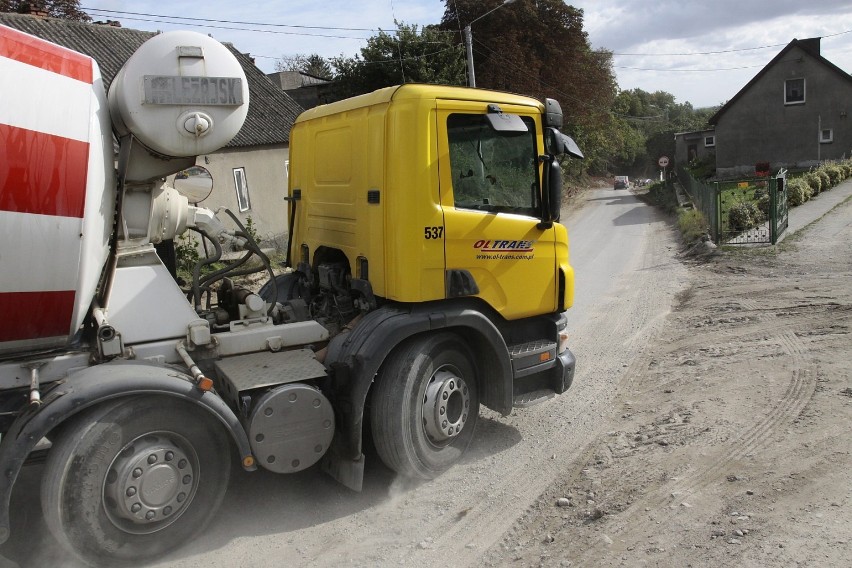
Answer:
[267,70,334,110]
[708,37,852,178]
[0,13,304,243]
[674,128,716,166]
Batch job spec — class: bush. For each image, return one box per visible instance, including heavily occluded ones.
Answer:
[787,177,812,207]
[677,209,709,243]
[804,172,822,194]
[823,163,843,186]
[688,158,715,179]
[754,186,770,216]
[728,200,765,232]
[175,232,201,279]
[817,169,831,191]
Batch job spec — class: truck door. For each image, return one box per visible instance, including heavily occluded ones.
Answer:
[437,101,558,320]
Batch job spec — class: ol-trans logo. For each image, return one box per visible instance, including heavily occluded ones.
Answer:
[473,240,536,261]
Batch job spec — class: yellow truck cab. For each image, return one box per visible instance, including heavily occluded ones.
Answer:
[279,84,582,483]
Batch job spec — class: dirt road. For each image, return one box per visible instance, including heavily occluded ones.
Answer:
[487,185,852,567]
[3,184,849,567]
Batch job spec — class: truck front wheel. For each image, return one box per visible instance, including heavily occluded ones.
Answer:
[370,332,480,479]
[41,396,231,566]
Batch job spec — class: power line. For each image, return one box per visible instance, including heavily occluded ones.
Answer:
[82,6,457,35]
[609,44,787,57]
[83,11,370,40]
[83,7,378,32]
[336,45,463,66]
[615,64,765,72]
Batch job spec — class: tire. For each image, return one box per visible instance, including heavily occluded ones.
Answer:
[370,332,480,479]
[41,396,231,567]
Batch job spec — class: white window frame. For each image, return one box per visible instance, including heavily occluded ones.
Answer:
[785,78,805,105]
[233,167,251,212]
[704,135,715,147]
[820,128,834,143]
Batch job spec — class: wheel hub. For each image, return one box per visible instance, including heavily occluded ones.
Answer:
[103,433,197,534]
[423,369,471,443]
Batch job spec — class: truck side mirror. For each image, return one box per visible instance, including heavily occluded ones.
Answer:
[540,157,562,226]
[544,98,563,128]
[546,128,584,160]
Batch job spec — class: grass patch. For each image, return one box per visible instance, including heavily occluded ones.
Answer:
[677,209,709,244]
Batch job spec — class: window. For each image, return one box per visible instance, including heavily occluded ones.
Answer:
[704,135,715,147]
[820,128,833,143]
[447,113,539,217]
[785,78,805,105]
[233,167,251,211]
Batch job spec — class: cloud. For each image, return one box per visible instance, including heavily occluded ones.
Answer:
[91,0,852,107]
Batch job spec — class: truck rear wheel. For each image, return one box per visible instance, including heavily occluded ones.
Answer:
[370,332,480,479]
[41,396,231,567]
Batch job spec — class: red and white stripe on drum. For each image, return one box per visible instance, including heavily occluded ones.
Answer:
[0,25,95,343]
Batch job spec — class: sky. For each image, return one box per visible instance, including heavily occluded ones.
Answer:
[80,1,852,109]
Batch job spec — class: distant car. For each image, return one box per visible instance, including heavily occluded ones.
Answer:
[614,175,629,190]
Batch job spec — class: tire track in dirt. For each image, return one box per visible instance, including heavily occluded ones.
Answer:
[571,328,817,564]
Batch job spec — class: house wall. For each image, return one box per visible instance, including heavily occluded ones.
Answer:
[194,144,290,247]
[674,129,715,165]
[715,45,852,178]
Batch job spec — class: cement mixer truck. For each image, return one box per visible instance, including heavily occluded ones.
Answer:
[0,25,581,566]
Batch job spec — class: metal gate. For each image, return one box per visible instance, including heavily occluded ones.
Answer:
[716,170,788,245]
[771,169,788,243]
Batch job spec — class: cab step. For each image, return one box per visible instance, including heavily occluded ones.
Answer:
[508,339,558,377]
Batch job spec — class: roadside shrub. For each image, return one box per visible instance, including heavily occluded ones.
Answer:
[841,162,852,178]
[728,200,765,232]
[787,177,812,207]
[677,208,709,243]
[804,172,822,194]
[817,169,831,191]
[823,163,843,186]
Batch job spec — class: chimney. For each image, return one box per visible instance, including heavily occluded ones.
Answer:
[23,2,49,17]
[798,37,821,55]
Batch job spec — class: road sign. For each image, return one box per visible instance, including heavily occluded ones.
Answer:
[658,156,670,167]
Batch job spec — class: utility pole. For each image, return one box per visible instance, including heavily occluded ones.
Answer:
[464,25,475,87]
[463,0,516,88]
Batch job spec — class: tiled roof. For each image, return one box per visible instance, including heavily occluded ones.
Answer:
[0,13,303,147]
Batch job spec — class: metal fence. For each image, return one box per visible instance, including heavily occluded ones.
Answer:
[677,165,788,245]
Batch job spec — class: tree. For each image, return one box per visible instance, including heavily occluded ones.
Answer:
[1,0,90,21]
[274,53,333,80]
[611,88,720,176]
[329,21,465,101]
[441,0,618,173]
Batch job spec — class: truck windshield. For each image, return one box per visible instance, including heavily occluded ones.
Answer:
[447,113,539,216]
